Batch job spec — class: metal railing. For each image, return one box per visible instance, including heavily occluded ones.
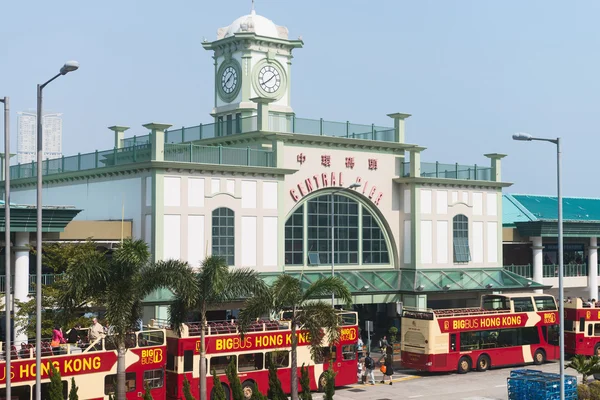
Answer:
[164,144,274,167]
[543,264,587,278]
[10,144,151,179]
[503,264,533,278]
[0,274,63,293]
[401,161,493,181]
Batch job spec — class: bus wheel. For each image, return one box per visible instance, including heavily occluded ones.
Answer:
[242,381,255,400]
[533,349,546,365]
[318,372,328,392]
[211,383,231,400]
[476,355,490,372]
[457,357,471,374]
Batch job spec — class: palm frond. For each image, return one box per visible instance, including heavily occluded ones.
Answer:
[112,239,151,276]
[297,301,342,347]
[168,297,190,335]
[271,274,303,309]
[301,277,352,306]
[223,268,268,301]
[140,259,200,301]
[238,290,275,335]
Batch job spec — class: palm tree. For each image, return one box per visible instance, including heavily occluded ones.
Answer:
[565,354,600,384]
[238,275,352,400]
[58,239,199,400]
[168,255,267,400]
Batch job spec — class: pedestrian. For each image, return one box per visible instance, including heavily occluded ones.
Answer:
[89,317,105,342]
[378,345,394,385]
[357,358,363,383]
[67,324,81,344]
[51,325,66,355]
[364,351,376,385]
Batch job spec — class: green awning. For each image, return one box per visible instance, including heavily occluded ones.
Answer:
[0,207,81,232]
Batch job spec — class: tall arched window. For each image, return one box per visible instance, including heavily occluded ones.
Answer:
[453,214,470,263]
[284,193,390,266]
[212,207,235,265]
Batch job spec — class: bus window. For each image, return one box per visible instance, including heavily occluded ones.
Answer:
[314,346,336,364]
[404,331,426,348]
[339,313,357,326]
[564,319,574,332]
[267,351,290,368]
[239,352,264,371]
[589,324,593,337]
[534,296,557,311]
[513,297,535,312]
[139,330,165,347]
[595,324,600,336]
[481,295,510,311]
[498,329,518,347]
[450,334,456,351]
[459,332,481,351]
[184,350,194,372]
[210,356,233,374]
[548,325,559,345]
[580,318,586,333]
[0,385,31,400]
[341,345,356,360]
[167,352,176,371]
[35,381,68,400]
[105,333,137,350]
[105,372,136,395]
[144,369,165,389]
[521,327,540,345]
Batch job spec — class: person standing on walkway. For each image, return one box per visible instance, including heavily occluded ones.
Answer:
[364,351,376,385]
[378,345,394,385]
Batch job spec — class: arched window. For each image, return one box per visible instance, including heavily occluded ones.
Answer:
[212,207,235,265]
[453,214,470,263]
[284,193,390,266]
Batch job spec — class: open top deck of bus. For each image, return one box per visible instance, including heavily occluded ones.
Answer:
[565,297,600,309]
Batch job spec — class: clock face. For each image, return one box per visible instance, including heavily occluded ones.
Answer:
[258,65,281,93]
[221,66,238,94]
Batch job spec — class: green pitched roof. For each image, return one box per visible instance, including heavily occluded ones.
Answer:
[503,194,600,225]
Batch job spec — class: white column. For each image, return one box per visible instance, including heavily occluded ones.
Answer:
[532,236,544,294]
[589,237,598,301]
[13,232,30,345]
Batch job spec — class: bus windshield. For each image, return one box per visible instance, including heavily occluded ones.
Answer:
[481,295,510,311]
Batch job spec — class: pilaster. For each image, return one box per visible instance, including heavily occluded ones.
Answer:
[13,232,29,344]
[589,237,598,300]
[250,97,275,131]
[387,113,411,144]
[108,126,130,149]
[531,236,544,294]
[484,153,507,182]
[144,123,172,162]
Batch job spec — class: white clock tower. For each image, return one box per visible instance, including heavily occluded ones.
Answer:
[202,8,303,135]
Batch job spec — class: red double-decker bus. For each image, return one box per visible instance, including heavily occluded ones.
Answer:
[401,293,559,373]
[0,328,166,400]
[565,297,600,356]
[164,311,358,400]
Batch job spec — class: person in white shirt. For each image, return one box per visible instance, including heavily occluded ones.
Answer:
[89,318,105,342]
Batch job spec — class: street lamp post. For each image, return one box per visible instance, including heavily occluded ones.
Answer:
[513,132,564,400]
[331,182,361,305]
[35,61,79,399]
[1,96,11,400]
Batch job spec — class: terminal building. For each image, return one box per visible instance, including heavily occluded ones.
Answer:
[1,8,540,335]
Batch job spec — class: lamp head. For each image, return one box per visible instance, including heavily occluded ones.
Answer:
[349,183,361,189]
[60,61,80,75]
[512,132,533,141]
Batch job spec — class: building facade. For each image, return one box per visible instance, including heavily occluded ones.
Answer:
[4,9,539,326]
[17,111,62,164]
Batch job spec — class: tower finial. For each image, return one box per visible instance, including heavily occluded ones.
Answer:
[251,0,255,12]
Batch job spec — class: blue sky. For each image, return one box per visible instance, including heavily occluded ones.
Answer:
[1,0,599,196]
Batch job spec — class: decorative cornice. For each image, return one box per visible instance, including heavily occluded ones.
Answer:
[394,176,513,188]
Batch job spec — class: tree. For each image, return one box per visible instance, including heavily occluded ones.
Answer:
[239,275,352,400]
[267,360,286,400]
[68,377,79,400]
[168,255,267,400]
[183,376,196,400]
[566,354,600,384]
[59,239,200,400]
[299,364,312,400]
[388,326,398,343]
[226,358,244,400]
[323,365,337,400]
[48,364,63,400]
[211,369,227,400]
[142,383,153,400]
[250,383,267,400]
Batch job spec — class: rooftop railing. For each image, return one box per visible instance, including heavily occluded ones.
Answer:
[164,143,274,167]
[401,161,492,181]
[503,264,589,278]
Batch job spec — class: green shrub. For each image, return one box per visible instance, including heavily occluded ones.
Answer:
[589,381,600,400]
[142,383,154,400]
[226,358,244,400]
[579,383,591,400]
[212,370,227,400]
[267,361,286,400]
[250,383,267,400]
[299,364,312,400]
[388,326,398,343]
[183,376,196,400]
[323,364,337,400]
[48,364,63,400]
[68,377,79,400]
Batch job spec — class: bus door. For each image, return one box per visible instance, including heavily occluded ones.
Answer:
[450,333,457,353]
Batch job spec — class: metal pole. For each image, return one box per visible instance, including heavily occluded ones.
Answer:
[35,84,43,400]
[557,137,564,400]
[331,192,335,306]
[2,96,11,400]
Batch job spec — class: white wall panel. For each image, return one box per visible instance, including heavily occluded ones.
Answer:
[473,192,483,216]
[420,190,432,214]
[403,221,411,264]
[145,177,152,207]
[420,221,432,264]
[187,215,205,267]
[211,178,220,195]
[262,181,278,209]
[164,177,181,207]
[436,191,448,214]
[404,189,411,213]
[242,216,257,267]
[487,222,498,263]
[241,181,257,209]
[262,217,278,268]
[451,191,458,204]
[436,221,448,263]
[163,215,181,260]
[188,178,205,207]
[487,192,498,216]
[462,191,469,204]
[226,179,235,195]
[473,221,484,263]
